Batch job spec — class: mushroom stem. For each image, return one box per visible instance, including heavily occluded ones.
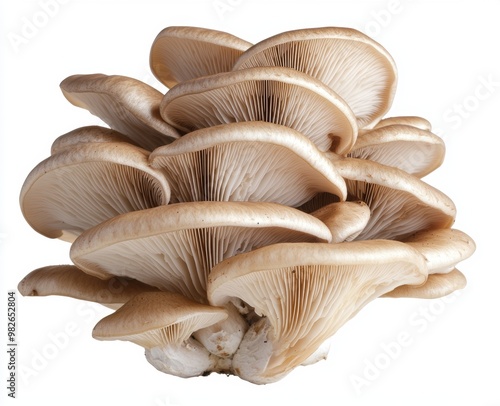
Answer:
[193,303,248,358]
[232,318,288,385]
[145,338,216,378]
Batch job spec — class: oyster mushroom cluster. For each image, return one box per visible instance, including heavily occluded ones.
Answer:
[18,26,475,384]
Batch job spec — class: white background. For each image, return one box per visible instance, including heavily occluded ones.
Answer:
[1,1,499,405]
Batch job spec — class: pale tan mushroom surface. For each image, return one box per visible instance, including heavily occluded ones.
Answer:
[60,74,180,150]
[232,27,397,129]
[403,228,476,274]
[334,158,456,241]
[20,142,170,242]
[310,201,370,243]
[373,115,432,131]
[383,229,475,298]
[159,66,358,154]
[149,121,346,205]
[208,240,427,384]
[70,201,332,304]
[50,126,138,155]
[384,268,466,299]
[93,292,230,377]
[150,26,252,89]
[348,124,445,178]
[16,24,476,386]
[18,265,159,309]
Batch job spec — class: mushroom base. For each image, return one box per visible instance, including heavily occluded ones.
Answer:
[145,338,216,378]
[193,303,248,357]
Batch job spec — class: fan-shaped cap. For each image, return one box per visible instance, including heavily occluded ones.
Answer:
[159,66,357,154]
[150,121,346,205]
[70,202,332,304]
[60,74,180,150]
[93,291,231,378]
[374,116,432,131]
[311,201,370,243]
[348,124,445,178]
[403,228,476,274]
[233,27,397,129]
[50,126,139,155]
[383,229,474,298]
[384,268,466,299]
[92,291,227,347]
[150,26,252,88]
[208,240,427,384]
[20,142,170,242]
[335,158,456,241]
[18,265,158,309]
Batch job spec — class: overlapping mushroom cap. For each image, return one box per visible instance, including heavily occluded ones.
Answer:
[20,141,170,242]
[18,25,475,385]
[208,240,427,384]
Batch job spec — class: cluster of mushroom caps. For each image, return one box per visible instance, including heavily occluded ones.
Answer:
[18,26,475,384]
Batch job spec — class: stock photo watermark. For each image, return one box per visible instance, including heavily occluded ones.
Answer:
[212,0,245,21]
[361,0,420,38]
[17,276,137,388]
[437,74,500,137]
[7,0,71,53]
[17,300,105,386]
[350,290,463,394]
[6,291,18,399]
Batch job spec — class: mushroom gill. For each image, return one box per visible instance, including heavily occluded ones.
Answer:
[208,241,427,384]
[18,24,475,385]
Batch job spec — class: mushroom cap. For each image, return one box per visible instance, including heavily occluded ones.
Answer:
[373,116,432,131]
[150,26,252,88]
[17,265,158,308]
[348,124,445,178]
[60,74,180,150]
[310,200,370,243]
[149,121,346,205]
[92,291,228,349]
[208,240,427,383]
[383,268,466,299]
[335,158,456,241]
[70,202,332,304]
[159,66,358,154]
[403,228,476,274]
[233,26,397,129]
[50,126,138,155]
[20,142,170,242]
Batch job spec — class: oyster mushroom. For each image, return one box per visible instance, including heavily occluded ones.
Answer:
[50,125,138,155]
[310,201,370,243]
[208,240,427,384]
[373,115,432,131]
[70,201,332,357]
[20,142,170,242]
[70,201,332,300]
[159,66,358,154]
[384,268,467,299]
[384,228,475,298]
[404,228,476,274]
[150,26,252,88]
[60,74,180,150]
[334,157,456,241]
[348,124,445,178]
[17,265,158,309]
[92,291,229,377]
[149,121,346,205]
[16,23,476,386]
[233,26,397,129]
